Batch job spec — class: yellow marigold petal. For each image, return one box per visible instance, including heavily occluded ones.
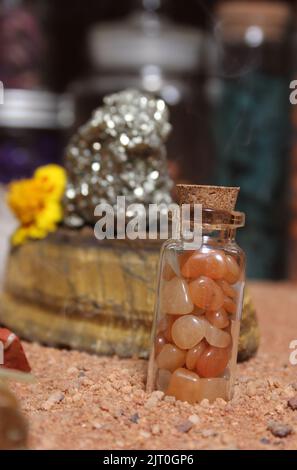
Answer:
[7,164,66,245]
[27,225,48,240]
[7,178,47,225]
[34,164,67,200]
[35,201,63,231]
[11,228,29,246]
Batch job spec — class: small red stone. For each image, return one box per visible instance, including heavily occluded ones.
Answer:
[0,328,31,373]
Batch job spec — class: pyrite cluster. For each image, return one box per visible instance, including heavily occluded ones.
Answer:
[63,89,173,228]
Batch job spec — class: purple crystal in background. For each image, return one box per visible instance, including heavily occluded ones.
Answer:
[0,131,63,183]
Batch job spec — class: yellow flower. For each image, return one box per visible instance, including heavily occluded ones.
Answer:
[7,165,67,246]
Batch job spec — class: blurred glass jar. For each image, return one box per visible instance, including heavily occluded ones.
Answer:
[214,1,291,279]
[69,7,216,184]
[0,89,73,183]
[147,186,246,403]
[288,16,297,281]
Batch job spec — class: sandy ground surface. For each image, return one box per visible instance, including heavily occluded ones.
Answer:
[9,282,297,450]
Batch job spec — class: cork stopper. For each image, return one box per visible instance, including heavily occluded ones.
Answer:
[177,184,240,211]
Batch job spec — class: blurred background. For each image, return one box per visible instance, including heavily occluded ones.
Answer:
[0,0,297,280]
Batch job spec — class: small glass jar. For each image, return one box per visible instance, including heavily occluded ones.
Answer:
[68,3,214,184]
[214,1,291,279]
[0,89,73,183]
[147,200,245,403]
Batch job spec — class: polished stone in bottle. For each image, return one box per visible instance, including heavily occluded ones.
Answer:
[171,315,206,350]
[196,345,230,378]
[189,276,225,311]
[166,368,200,404]
[161,278,194,315]
[156,343,186,372]
[206,309,229,329]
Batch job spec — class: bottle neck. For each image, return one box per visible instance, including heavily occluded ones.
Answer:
[202,227,237,244]
[180,226,237,249]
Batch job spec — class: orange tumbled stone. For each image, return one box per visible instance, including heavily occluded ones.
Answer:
[224,255,241,284]
[186,340,207,370]
[193,306,205,315]
[162,250,181,281]
[181,250,227,280]
[156,344,186,372]
[217,279,237,299]
[162,262,176,281]
[189,276,224,311]
[166,368,200,403]
[161,277,194,315]
[164,315,176,342]
[206,309,229,329]
[178,250,195,271]
[157,315,168,333]
[157,315,174,341]
[204,321,231,348]
[224,297,237,315]
[155,333,167,356]
[171,315,206,350]
[196,345,230,378]
[196,378,229,403]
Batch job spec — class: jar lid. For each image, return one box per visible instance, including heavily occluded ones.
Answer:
[177,184,240,211]
[0,89,74,130]
[216,1,291,43]
[176,184,245,229]
[87,12,205,73]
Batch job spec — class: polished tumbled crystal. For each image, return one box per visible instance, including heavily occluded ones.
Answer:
[156,344,186,372]
[181,250,227,280]
[206,309,229,329]
[196,345,230,378]
[162,250,181,281]
[217,279,237,299]
[186,340,207,370]
[171,315,206,350]
[196,378,229,403]
[224,255,241,284]
[224,297,237,315]
[162,263,176,281]
[155,333,167,356]
[161,277,193,315]
[204,321,231,348]
[166,368,200,403]
[189,276,224,311]
[157,315,175,342]
[178,251,195,270]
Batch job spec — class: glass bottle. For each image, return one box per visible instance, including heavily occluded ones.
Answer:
[68,0,214,184]
[147,185,245,403]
